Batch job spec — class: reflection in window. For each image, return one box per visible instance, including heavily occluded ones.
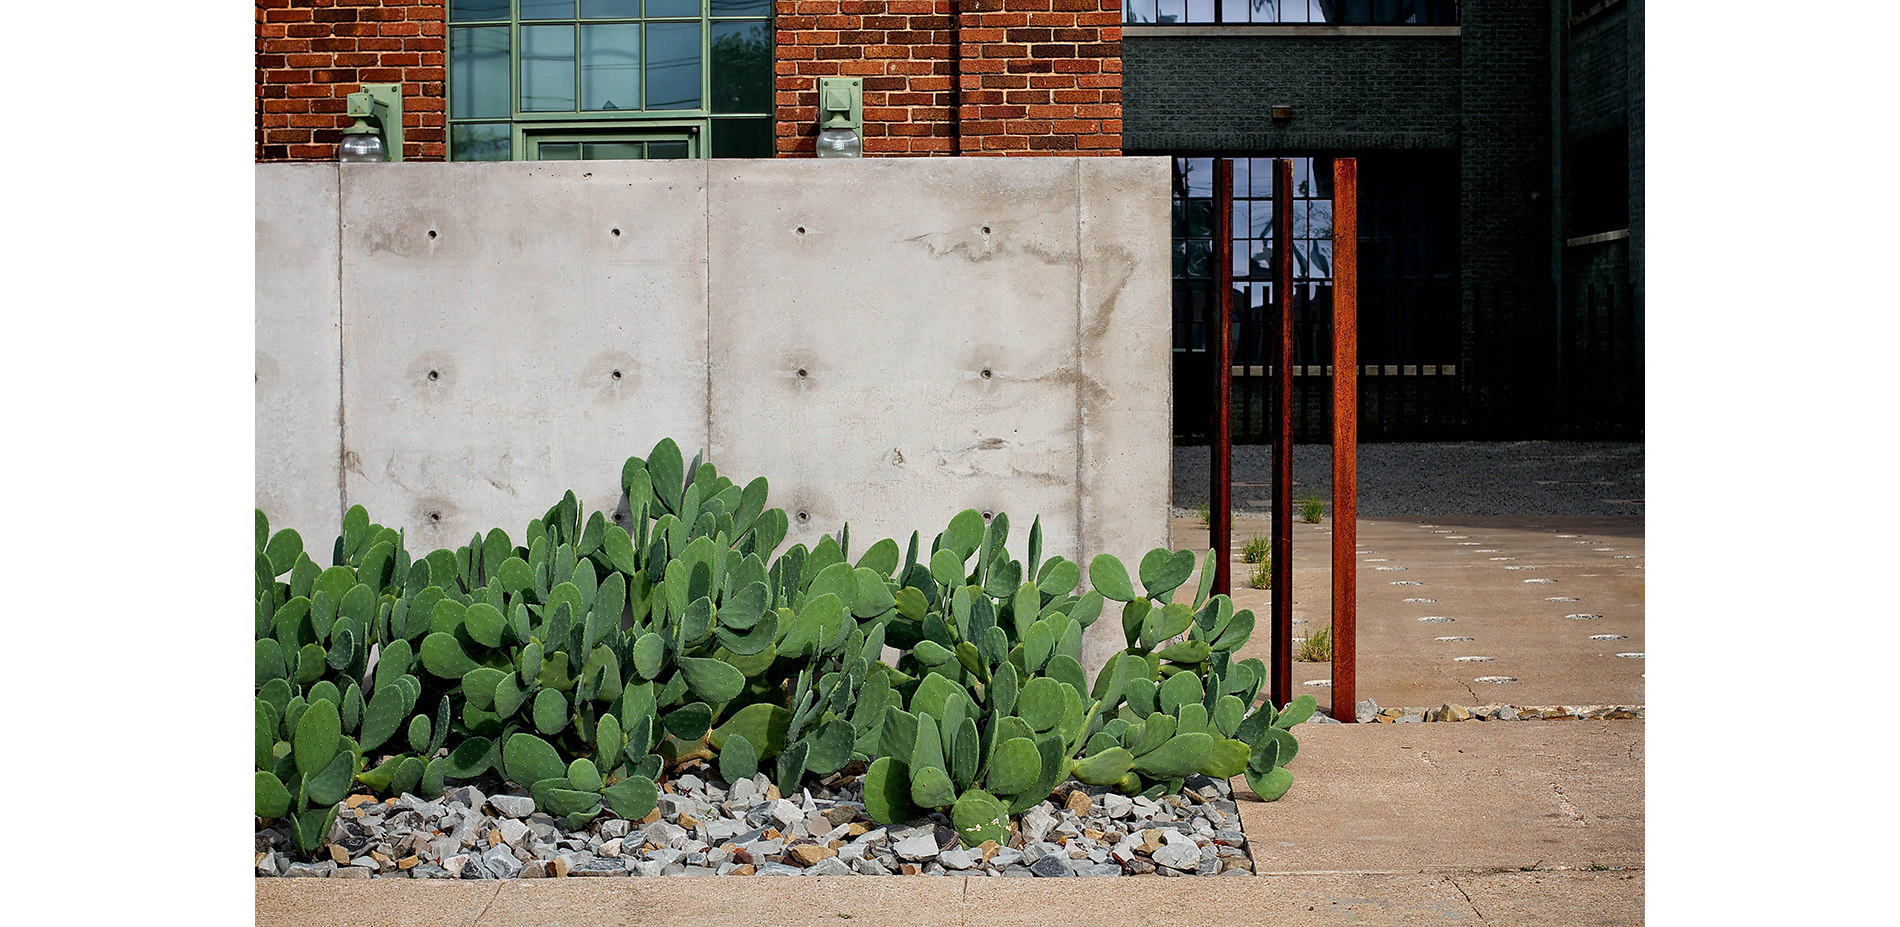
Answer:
[448,2,771,160]
[1170,154,1457,370]
[1128,0,1458,25]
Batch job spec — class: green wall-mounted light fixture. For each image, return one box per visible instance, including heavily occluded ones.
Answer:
[339,83,404,163]
[815,77,862,159]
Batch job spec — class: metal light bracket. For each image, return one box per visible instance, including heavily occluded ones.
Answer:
[345,83,405,162]
[818,77,861,131]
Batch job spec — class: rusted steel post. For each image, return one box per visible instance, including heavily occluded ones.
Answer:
[1212,158,1234,597]
[1271,158,1294,709]
[1330,158,1359,722]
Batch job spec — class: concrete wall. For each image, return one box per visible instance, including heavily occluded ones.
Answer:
[255,157,1171,670]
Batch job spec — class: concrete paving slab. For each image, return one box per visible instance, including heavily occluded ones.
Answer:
[1233,721,1644,873]
[1173,514,1645,709]
[1450,870,1645,926]
[257,870,1642,927]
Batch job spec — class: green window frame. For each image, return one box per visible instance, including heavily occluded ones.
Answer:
[448,1,775,162]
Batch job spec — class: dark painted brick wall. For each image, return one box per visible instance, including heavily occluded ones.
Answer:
[1121,35,1461,152]
[1122,1,1571,438]
[1458,0,1554,436]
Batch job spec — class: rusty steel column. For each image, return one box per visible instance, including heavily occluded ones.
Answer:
[1270,158,1294,709]
[1212,158,1234,597]
[1330,158,1359,722]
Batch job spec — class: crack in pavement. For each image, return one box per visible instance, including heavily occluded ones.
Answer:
[469,883,502,926]
[1447,875,1488,923]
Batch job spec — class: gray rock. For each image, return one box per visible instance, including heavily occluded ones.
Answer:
[1153,843,1202,870]
[1075,862,1124,877]
[1197,856,1222,876]
[484,845,526,878]
[1029,855,1074,877]
[938,847,982,870]
[756,862,803,876]
[1001,865,1036,878]
[285,861,335,878]
[444,785,486,811]
[332,866,372,880]
[892,831,940,861]
[803,856,854,877]
[1019,806,1058,844]
[1102,794,1135,819]
[495,817,530,846]
[1125,857,1156,874]
[488,794,536,819]
[850,856,890,876]
[989,847,1023,867]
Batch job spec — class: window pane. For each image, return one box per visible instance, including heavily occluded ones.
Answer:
[646,22,702,110]
[1249,200,1273,237]
[523,25,578,112]
[584,142,646,159]
[711,20,771,114]
[712,117,774,158]
[581,23,642,111]
[647,0,700,16]
[450,26,511,119]
[451,123,512,161]
[1125,0,1157,24]
[581,0,643,16]
[450,0,510,22]
[540,143,582,160]
[712,0,772,15]
[1220,0,1248,23]
[648,141,690,159]
[522,0,576,20]
[1184,199,1212,238]
[1157,0,1185,23]
[1181,158,1212,197]
[1186,0,1214,22]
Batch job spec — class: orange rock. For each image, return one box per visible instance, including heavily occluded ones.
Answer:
[900,863,921,876]
[397,856,420,870]
[978,840,999,862]
[787,844,837,866]
[344,794,378,809]
[678,813,699,830]
[640,807,662,824]
[487,829,503,847]
[1065,790,1093,815]
[549,857,569,878]
[329,845,350,865]
[764,784,782,801]
[845,822,870,837]
[729,864,757,876]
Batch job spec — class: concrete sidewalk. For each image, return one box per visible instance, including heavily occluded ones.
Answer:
[1174,513,1645,711]
[257,722,1644,926]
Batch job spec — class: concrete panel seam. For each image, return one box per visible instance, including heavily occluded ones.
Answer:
[1073,159,1085,566]
[334,161,347,532]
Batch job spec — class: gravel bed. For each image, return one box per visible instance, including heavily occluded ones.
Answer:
[255,772,1258,880]
[1353,699,1645,723]
[1173,441,1645,517]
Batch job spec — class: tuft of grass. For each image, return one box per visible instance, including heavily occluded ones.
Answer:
[1240,534,1271,564]
[1299,494,1324,524]
[1295,624,1332,662]
[1194,502,1211,526]
[1248,556,1272,590]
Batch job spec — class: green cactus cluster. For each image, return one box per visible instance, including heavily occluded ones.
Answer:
[254,438,1313,855]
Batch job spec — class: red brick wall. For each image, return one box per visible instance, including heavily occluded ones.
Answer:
[253,0,1119,161]
[774,0,1121,157]
[256,0,447,162]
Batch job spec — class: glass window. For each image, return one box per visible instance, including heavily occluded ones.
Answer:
[449,2,773,161]
[1129,0,1458,24]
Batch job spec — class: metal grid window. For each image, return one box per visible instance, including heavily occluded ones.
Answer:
[1125,0,1458,25]
[1172,156,1334,366]
[448,0,773,162]
[1170,154,1457,368]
